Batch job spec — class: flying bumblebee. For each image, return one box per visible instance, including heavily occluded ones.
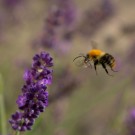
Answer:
[73,49,117,76]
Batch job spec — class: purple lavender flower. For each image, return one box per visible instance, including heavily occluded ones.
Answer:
[55,0,77,26]
[32,0,77,51]
[126,108,135,135]
[127,44,135,66]
[9,52,53,131]
[3,0,23,9]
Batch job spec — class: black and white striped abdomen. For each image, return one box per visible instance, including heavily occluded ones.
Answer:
[99,53,115,68]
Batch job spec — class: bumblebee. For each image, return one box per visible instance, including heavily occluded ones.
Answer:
[73,49,117,76]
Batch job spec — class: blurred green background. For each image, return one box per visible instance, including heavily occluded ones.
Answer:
[0,0,135,135]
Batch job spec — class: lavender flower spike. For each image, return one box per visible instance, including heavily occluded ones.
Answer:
[126,108,135,135]
[9,52,53,131]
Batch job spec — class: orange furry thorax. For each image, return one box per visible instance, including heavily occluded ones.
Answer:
[88,49,105,57]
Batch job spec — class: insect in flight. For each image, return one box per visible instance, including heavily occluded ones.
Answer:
[73,49,118,76]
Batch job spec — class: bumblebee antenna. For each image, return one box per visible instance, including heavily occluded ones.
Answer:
[73,55,86,62]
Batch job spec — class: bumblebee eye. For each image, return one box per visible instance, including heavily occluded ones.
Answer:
[93,56,96,59]
[86,54,89,58]
[84,54,89,61]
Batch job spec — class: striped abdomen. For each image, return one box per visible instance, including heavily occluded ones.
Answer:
[99,53,115,68]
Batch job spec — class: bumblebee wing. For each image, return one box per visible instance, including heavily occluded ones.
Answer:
[91,40,98,49]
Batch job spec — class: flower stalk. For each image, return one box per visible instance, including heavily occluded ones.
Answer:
[0,74,7,135]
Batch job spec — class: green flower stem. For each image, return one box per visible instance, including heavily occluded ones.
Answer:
[0,74,7,135]
[16,131,20,135]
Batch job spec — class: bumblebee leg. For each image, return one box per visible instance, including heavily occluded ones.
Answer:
[111,68,118,72]
[102,63,113,76]
[94,61,98,75]
[94,64,97,75]
[88,61,92,68]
